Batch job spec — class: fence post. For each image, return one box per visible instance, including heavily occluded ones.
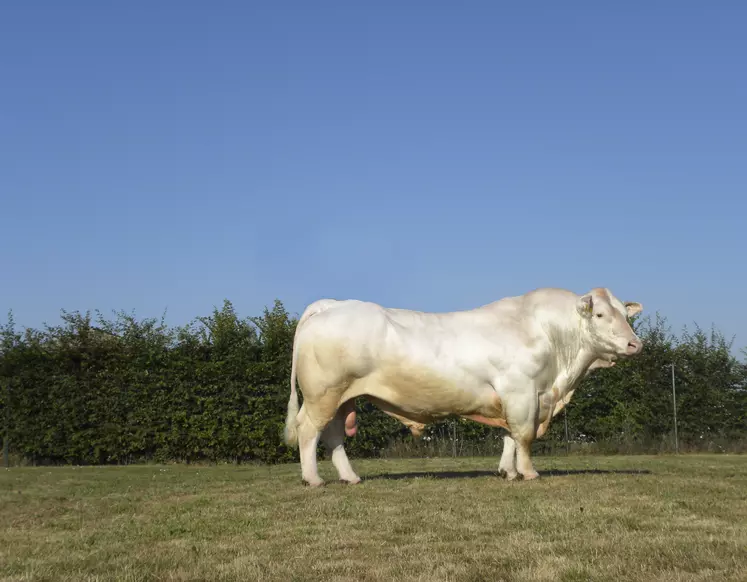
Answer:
[3,380,10,469]
[3,379,8,468]
[563,407,570,455]
[671,363,679,454]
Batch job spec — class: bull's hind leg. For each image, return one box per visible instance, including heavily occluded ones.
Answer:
[296,405,324,487]
[321,401,361,484]
[297,384,352,487]
[498,435,519,480]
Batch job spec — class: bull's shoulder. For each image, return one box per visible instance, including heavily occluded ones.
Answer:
[522,287,580,302]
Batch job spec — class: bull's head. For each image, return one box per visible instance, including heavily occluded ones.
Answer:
[577,287,643,360]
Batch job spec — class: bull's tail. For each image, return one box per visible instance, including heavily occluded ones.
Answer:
[284,349,301,447]
[283,299,340,447]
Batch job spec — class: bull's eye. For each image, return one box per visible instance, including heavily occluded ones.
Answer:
[596,313,603,318]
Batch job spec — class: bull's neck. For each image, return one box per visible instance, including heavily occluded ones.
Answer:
[558,348,596,392]
[541,310,596,393]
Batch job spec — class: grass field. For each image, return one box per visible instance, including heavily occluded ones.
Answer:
[1,455,746,582]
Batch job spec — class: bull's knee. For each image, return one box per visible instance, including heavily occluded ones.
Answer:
[305,396,343,433]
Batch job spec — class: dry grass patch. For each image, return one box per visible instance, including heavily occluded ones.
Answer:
[1,455,746,581]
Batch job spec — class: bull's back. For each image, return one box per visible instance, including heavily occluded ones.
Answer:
[295,299,463,375]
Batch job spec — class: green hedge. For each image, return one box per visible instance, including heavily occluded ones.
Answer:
[1,301,745,465]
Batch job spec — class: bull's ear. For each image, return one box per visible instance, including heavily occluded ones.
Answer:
[624,302,643,317]
[577,293,594,317]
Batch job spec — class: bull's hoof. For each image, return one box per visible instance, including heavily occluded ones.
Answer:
[302,478,325,487]
[498,468,519,481]
[338,477,362,485]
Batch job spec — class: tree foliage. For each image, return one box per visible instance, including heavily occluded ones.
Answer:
[1,302,745,465]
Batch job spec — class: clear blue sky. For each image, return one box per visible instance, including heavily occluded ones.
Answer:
[2,2,746,355]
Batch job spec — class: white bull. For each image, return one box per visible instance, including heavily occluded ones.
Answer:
[284,287,643,486]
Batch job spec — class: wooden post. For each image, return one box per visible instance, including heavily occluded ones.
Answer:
[671,363,679,454]
[3,379,8,468]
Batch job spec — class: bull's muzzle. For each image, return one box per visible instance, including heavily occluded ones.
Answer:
[626,338,643,355]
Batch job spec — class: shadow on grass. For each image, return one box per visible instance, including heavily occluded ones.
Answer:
[363,468,652,481]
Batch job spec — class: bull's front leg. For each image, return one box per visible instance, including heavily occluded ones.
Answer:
[497,435,518,480]
[514,433,539,480]
[503,389,540,480]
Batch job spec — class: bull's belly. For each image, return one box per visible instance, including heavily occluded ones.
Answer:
[301,336,507,429]
[352,364,504,424]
